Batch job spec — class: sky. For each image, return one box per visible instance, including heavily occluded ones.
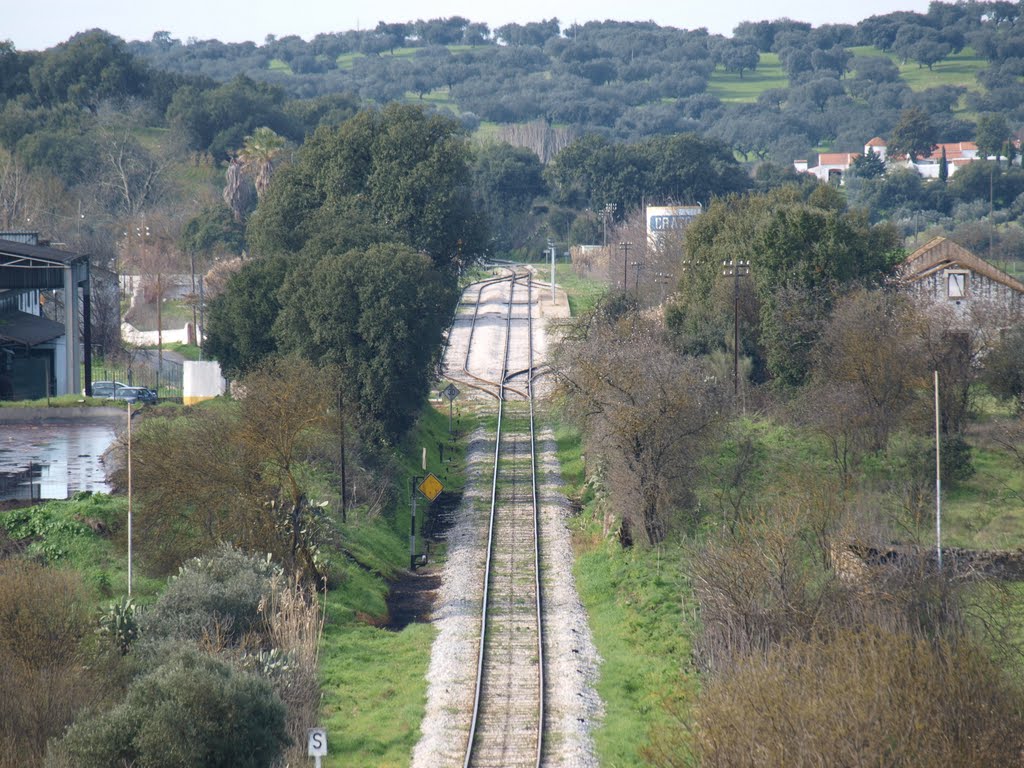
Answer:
[6,0,932,51]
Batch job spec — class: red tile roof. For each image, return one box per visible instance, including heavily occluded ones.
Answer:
[816,152,859,167]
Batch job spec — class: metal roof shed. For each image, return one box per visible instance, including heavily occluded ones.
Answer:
[0,239,92,396]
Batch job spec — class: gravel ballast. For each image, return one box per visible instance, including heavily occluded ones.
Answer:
[412,273,601,767]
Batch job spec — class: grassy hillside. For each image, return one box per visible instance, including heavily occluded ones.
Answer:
[849,45,987,93]
[708,52,788,102]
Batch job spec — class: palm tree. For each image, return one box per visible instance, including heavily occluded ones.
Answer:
[238,127,286,200]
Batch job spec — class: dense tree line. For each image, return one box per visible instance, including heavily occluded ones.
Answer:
[104,3,1024,155]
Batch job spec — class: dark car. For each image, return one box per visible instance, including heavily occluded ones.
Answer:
[89,380,129,398]
[110,386,158,405]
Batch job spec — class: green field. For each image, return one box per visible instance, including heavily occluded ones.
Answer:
[336,45,475,71]
[707,46,988,105]
[268,57,293,73]
[849,45,987,94]
[708,52,788,102]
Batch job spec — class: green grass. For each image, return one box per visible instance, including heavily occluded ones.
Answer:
[849,45,987,94]
[320,621,434,768]
[336,45,477,71]
[552,416,698,765]
[314,399,478,765]
[412,87,458,111]
[162,342,202,361]
[134,126,172,152]
[126,298,194,332]
[554,263,608,315]
[703,45,986,109]
[268,58,293,74]
[0,394,118,408]
[708,53,787,103]
[940,444,1024,549]
[0,493,163,605]
[575,541,698,766]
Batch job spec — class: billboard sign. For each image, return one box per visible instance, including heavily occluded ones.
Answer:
[647,205,702,243]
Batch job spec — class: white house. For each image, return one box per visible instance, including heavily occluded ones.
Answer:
[795,137,985,183]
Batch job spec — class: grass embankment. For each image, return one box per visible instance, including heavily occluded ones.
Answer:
[942,431,1024,550]
[318,401,475,767]
[546,262,701,763]
[553,418,699,765]
[552,262,608,315]
[0,493,163,605]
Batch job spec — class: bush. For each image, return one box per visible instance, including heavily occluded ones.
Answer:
[49,650,289,768]
[982,326,1024,410]
[138,544,279,651]
[686,628,1024,767]
[0,561,114,767]
[690,500,968,675]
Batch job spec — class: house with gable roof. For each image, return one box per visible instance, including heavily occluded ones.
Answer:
[899,237,1024,320]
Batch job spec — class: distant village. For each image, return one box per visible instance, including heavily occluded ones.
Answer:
[795,136,1021,183]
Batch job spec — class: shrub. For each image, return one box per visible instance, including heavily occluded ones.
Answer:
[690,501,967,675]
[0,561,113,767]
[685,628,1024,767]
[49,650,289,768]
[255,575,325,767]
[138,544,279,651]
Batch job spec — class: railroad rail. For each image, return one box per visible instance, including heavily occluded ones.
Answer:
[459,268,545,768]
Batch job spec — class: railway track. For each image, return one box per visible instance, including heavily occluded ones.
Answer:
[456,268,545,768]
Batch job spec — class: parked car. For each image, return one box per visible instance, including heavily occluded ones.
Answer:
[110,386,158,405]
[88,380,129,398]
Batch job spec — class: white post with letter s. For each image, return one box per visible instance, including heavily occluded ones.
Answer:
[308,727,327,767]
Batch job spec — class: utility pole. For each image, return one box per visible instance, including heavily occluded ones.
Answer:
[935,371,942,571]
[198,275,205,360]
[189,249,198,344]
[619,241,632,291]
[631,260,643,296]
[602,203,616,247]
[722,258,750,397]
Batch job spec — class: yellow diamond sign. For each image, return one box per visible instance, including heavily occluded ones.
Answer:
[417,473,444,502]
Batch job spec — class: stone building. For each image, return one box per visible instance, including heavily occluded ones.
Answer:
[900,237,1024,318]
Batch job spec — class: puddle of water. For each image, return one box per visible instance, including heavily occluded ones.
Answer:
[0,422,117,501]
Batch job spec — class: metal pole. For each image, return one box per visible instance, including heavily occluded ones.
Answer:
[198,275,205,361]
[734,264,740,396]
[935,371,942,571]
[550,244,556,304]
[410,486,417,570]
[190,250,198,343]
[127,400,133,596]
[338,388,347,524]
